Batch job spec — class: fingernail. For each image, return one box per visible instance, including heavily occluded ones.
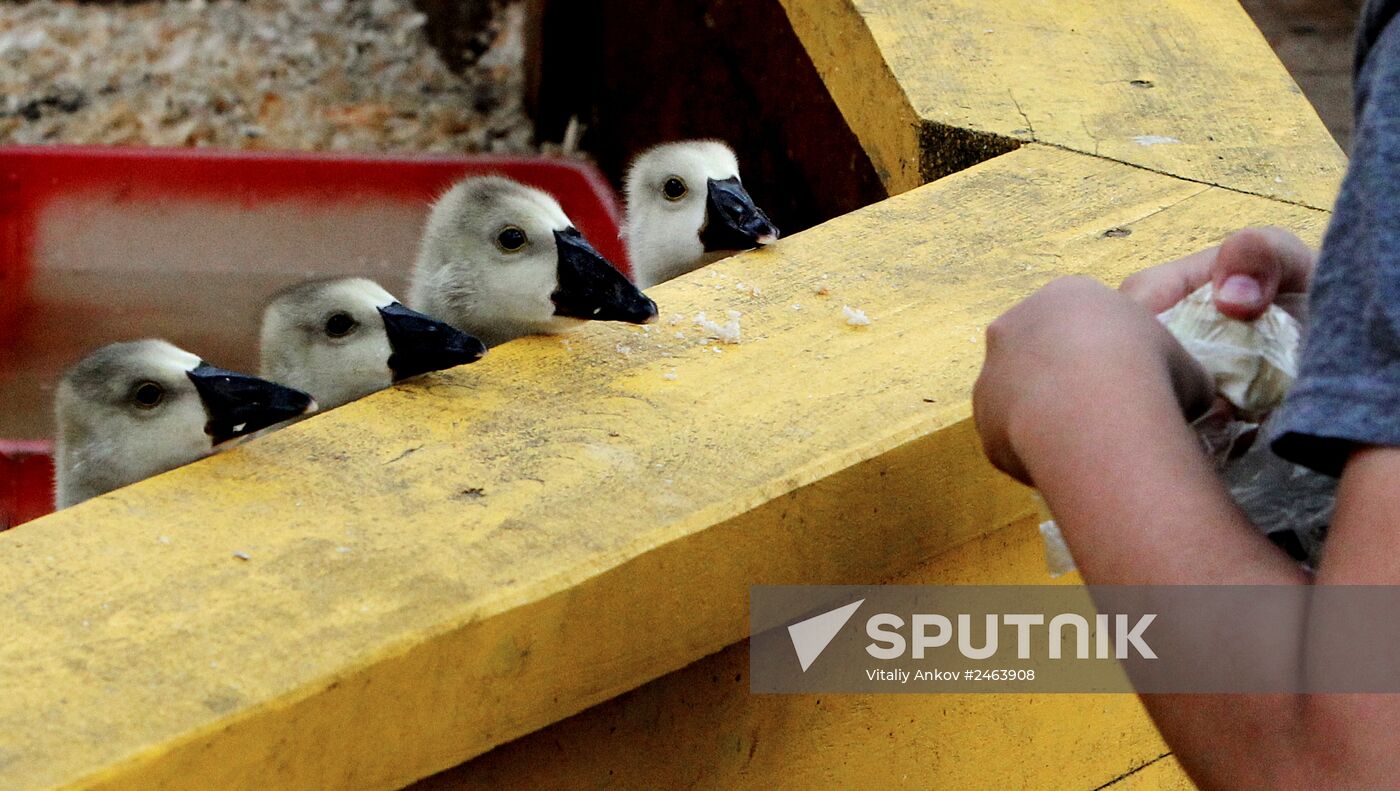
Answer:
[1218,274,1262,305]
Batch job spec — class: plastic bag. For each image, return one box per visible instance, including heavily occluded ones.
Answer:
[1222,415,1333,565]
[1157,284,1301,421]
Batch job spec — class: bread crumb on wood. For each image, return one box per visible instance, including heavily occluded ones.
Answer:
[694,310,741,344]
[842,305,872,326]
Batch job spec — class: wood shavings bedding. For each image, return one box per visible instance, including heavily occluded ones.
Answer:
[0,0,532,152]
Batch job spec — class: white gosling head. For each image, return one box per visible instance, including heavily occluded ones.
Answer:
[623,139,779,289]
[409,175,657,347]
[54,339,315,509]
[260,277,486,410]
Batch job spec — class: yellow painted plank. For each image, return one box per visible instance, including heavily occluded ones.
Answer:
[0,145,1324,791]
[412,519,1196,791]
[781,0,1346,208]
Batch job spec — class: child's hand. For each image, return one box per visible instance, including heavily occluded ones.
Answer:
[973,276,1215,486]
[1118,227,1315,319]
[974,227,1312,486]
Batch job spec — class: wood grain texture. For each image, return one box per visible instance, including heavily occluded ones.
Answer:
[780,0,1347,208]
[413,519,1197,791]
[0,146,1323,790]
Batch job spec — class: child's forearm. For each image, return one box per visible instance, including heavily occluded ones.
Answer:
[1023,396,1400,788]
[1013,370,1308,586]
[1012,367,1313,789]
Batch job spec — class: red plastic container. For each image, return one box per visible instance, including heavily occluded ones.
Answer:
[0,145,626,529]
[0,440,54,530]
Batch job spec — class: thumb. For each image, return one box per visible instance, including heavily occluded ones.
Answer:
[1210,227,1315,321]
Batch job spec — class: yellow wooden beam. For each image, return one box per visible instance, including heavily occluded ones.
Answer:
[0,145,1325,791]
[780,0,1346,208]
[412,518,1198,790]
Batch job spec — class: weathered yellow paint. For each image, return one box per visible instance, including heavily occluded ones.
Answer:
[414,518,1197,790]
[0,146,1325,790]
[780,0,1346,207]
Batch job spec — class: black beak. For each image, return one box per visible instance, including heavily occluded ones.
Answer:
[378,302,487,381]
[187,362,316,444]
[551,228,659,324]
[699,176,779,253]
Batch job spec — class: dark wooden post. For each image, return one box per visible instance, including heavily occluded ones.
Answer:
[522,0,886,236]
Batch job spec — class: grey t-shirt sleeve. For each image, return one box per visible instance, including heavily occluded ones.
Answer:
[1269,1,1400,476]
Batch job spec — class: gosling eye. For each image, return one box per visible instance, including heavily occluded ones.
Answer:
[662,176,688,202]
[324,312,358,338]
[496,226,528,253]
[131,381,165,409]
